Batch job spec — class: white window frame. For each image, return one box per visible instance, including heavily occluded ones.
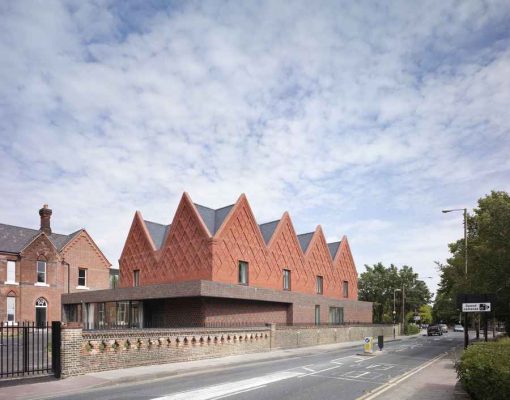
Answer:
[35,260,48,286]
[6,261,18,285]
[77,268,88,289]
[7,296,16,325]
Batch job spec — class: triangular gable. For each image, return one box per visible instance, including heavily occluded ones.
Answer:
[60,229,111,268]
[304,226,334,262]
[19,231,58,254]
[214,194,266,247]
[119,211,157,261]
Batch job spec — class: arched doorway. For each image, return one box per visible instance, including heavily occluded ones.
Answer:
[35,297,48,328]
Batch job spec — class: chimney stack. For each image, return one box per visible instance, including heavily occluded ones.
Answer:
[39,204,52,235]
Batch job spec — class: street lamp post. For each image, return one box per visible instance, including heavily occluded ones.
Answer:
[442,207,469,349]
[393,288,401,339]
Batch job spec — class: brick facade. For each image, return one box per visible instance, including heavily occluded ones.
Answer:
[120,193,359,301]
[0,207,111,324]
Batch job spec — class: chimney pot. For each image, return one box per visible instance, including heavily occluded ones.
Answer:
[39,204,52,235]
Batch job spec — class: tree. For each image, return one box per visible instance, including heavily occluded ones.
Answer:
[419,304,433,324]
[358,263,432,323]
[436,191,510,333]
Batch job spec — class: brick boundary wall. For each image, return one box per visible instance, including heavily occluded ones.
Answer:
[60,326,272,377]
[273,324,399,349]
[60,324,398,377]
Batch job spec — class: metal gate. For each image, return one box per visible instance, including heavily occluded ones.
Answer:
[0,321,61,378]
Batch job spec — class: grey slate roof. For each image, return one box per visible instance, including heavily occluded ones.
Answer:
[0,223,81,254]
[144,220,171,249]
[327,241,341,259]
[259,220,280,244]
[194,203,234,235]
[297,232,315,253]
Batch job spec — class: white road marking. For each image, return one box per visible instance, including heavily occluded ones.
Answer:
[151,370,304,400]
[302,366,316,372]
[298,364,344,377]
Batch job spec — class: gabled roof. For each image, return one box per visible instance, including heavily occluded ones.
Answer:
[259,219,280,244]
[193,203,234,235]
[0,223,81,254]
[144,220,171,250]
[327,241,341,259]
[296,232,314,253]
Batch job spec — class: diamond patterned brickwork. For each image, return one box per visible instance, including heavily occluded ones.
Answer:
[119,193,359,302]
[156,199,212,284]
[119,212,158,288]
[334,238,359,300]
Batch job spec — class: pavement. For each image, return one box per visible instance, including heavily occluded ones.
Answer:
[0,335,468,400]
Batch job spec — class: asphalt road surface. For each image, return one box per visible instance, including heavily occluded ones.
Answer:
[52,332,465,400]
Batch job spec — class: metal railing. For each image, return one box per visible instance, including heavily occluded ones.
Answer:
[82,320,271,331]
[0,321,60,379]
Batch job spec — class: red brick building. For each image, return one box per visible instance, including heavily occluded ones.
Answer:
[0,205,111,325]
[63,193,372,327]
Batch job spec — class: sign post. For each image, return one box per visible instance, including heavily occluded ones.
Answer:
[457,294,495,350]
[363,337,373,354]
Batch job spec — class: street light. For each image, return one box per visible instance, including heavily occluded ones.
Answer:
[442,207,469,348]
[393,288,401,339]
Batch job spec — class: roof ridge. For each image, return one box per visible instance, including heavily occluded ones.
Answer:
[259,218,281,226]
[143,219,169,227]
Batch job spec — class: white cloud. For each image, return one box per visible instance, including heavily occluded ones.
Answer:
[1,0,510,294]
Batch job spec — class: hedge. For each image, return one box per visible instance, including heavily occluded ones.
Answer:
[404,324,420,335]
[456,337,510,400]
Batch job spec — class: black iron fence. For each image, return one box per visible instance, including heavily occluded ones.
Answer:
[275,322,391,329]
[0,321,60,379]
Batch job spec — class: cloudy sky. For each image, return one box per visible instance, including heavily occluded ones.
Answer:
[1,1,509,295]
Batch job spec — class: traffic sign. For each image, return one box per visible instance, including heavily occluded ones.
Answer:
[363,337,373,353]
[462,303,491,312]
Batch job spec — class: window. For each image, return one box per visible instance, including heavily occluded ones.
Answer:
[238,261,248,285]
[35,297,48,328]
[315,305,320,325]
[7,296,15,323]
[316,276,323,294]
[343,281,349,298]
[78,268,87,287]
[133,270,140,287]
[329,307,344,325]
[7,261,15,283]
[37,261,46,283]
[283,269,291,290]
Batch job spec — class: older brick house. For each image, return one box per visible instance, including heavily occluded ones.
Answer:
[63,193,371,328]
[0,205,111,326]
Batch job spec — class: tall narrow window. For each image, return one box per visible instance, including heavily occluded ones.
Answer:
[78,268,87,287]
[133,270,140,287]
[283,269,291,290]
[7,261,15,283]
[37,261,47,283]
[343,281,349,298]
[7,296,16,323]
[316,276,323,294]
[329,307,343,325]
[315,305,320,325]
[238,261,248,285]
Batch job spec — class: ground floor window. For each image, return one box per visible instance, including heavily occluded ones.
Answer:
[329,307,344,325]
[315,305,321,325]
[7,295,16,324]
[35,297,48,328]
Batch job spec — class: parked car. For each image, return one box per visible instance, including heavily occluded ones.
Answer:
[454,324,464,332]
[439,324,448,333]
[427,324,443,336]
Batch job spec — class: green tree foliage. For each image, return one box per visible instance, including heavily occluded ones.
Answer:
[419,304,433,324]
[358,263,432,323]
[436,191,510,331]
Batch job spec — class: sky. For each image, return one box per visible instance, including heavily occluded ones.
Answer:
[1,0,510,296]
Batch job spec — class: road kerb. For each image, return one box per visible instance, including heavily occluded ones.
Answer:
[355,351,449,400]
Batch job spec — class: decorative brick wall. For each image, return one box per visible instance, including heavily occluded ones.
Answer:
[60,324,397,377]
[60,326,271,376]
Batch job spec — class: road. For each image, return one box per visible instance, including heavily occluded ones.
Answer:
[52,331,464,400]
